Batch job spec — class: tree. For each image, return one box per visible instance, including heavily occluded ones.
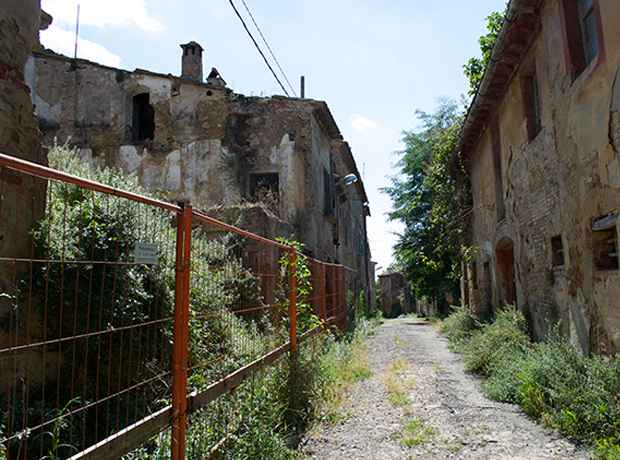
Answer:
[382,98,465,315]
[463,10,506,96]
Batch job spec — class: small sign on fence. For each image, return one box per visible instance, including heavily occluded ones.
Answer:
[135,242,158,264]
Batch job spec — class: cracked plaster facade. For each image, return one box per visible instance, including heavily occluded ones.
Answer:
[461,0,620,355]
[24,47,374,309]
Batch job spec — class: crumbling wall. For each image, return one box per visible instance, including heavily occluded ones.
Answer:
[0,0,48,392]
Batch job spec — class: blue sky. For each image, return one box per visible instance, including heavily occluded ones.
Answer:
[39,0,507,274]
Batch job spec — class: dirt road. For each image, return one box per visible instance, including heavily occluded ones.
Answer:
[301,317,590,459]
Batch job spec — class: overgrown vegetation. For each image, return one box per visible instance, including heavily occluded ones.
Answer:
[0,145,378,459]
[440,305,620,458]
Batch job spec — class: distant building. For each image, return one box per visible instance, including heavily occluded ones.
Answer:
[378,273,411,318]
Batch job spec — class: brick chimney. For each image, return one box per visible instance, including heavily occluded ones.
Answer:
[180,41,203,82]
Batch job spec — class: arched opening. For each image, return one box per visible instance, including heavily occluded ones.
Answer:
[131,93,155,142]
[496,237,517,305]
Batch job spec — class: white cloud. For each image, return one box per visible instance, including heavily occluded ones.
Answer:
[350,114,377,133]
[42,0,162,31]
[40,24,122,68]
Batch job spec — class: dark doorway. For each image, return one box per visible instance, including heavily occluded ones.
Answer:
[496,238,517,305]
[132,93,155,141]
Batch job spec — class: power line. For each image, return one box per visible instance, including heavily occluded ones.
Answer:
[228,0,338,154]
[227,0,291,98]
[240,0,297,97]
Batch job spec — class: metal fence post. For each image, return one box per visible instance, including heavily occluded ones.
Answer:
[289,246,297,353]
[178,205,192,459]
[341,265,346,331]
[171,203,185,460]
[171,204,192,460]
[319,263,327,331]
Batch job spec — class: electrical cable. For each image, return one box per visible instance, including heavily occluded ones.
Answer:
[227,0,341,156]
[240,0,297,97]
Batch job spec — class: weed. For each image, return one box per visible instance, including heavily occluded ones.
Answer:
[393,418,436,447]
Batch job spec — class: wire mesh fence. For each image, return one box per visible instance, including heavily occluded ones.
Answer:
[0,152,346,460]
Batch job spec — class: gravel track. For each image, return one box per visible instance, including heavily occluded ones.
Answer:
[301,318,590,459]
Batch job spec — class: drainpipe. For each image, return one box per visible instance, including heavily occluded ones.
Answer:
[456,0,522,153]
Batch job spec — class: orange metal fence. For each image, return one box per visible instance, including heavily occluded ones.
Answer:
[0,153,346,460]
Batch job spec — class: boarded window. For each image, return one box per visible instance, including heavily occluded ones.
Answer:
[592,215,619,271]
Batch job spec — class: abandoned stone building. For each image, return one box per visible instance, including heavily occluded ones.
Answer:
[378,272,412,318]
[457,0,620,355]
[24,41,374,303]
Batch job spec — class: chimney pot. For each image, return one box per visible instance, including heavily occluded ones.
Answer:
[180,41,203,82]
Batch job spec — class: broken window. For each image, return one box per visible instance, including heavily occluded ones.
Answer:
[551,235,565,267]
[132,93,155,142]
[250,173,279,202]
[561,0,600,80]
[592,214,619,271]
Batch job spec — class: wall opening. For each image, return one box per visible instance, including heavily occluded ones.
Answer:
[496,238,517,305]
[592,215,619,271]
[551,235,565,267]
[522,58,542,140]
[250,173,279,201]
[131,93,155,142]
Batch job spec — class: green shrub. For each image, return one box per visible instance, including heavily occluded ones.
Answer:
[438,305,480,341]
[462,304,532,376]
[517,329,620,444]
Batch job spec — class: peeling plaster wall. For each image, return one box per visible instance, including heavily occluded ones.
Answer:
[466,0,620,354]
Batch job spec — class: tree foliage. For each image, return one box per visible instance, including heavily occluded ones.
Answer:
[463,10,506,96]
[382,98,466,315]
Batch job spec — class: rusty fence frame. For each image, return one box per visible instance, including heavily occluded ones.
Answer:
[0,152,346,460]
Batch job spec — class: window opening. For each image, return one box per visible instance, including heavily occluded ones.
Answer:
[491,119,506,222]
[131,93,155,142]
[323,167,335,218]
[522,62,542,140]
[250,173,279,202]
[592,214,619,271]
[561,0,599,80]
[580,0,599,65]
[551,235,565,267]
